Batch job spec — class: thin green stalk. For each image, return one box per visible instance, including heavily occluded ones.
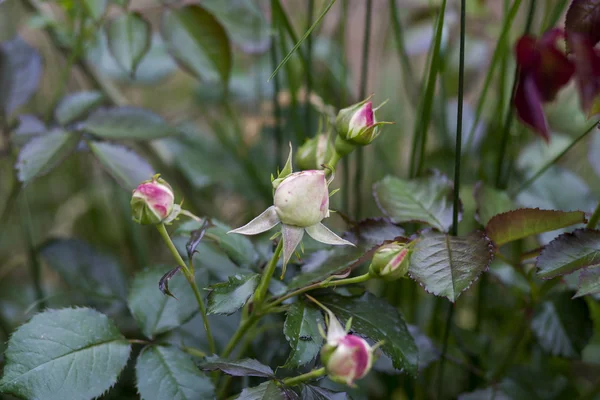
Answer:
[254,240,283,309]
[221,314,261,358]
[305,0,314,136]
[542,0,569,31]
[436,303,455,399]
[20,191,45,311]
[587,202,600,229]
[281,367,326,386]
[354,0,373,219]
[156,224,216,354]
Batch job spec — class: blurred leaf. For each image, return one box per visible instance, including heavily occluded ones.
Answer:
[40,238,127,299]
[136,345,214,400]
[82,0,107,20]
[574,266,600,297]
[283,301,324,368]
[486,208,586,246]
[206,274,259,315]
[318,292,418,376]
[473,183,515,226]
[536,229,600,279]
[0,308,130,400]
[83,107,173,140]
[458,387,511,400]
[11,114,45,146]
[161,4,232,83]
[343,218,406,247]
[200,356,274,378]
[158,266,182,299]
[55,90,104,125]
[408,325,439,371]
[301,386,349,400]
[531,293,593,358]
[409,230,493,302]
[235,381,286,400]
[589,130,600,179]
[107,12,152,77]
[186,218,213,260]
[501,366,576,399]
[16,128,80,183]
[128,266,197,339]
[0,36,42,116]
[565,0,600,46]
[374,172,459,232]
[88,141,155,190]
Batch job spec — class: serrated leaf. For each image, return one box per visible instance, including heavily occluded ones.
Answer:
[318,292,418,376]
[0,36,42,115]
[107,12,152,77]
[301,385,349,400]
[486,208,586,246]
[531,293,593,358]
[88,141,155,190]
[0,308,131,400]
[136,345,214,400]
[55,91,104,125]
[574,266,600,297]
[536,229,600,279]
[16,128,80,183]
[40,238,127,299]
[565,0,600,46]
[374,172,459,232]
[161,4,232,83]
[236,381,287,400]
[128,266,197,339]
[473,183,515,225]
[83,106,173,140]
[409,230,493,302]
[200,356,274,378]
[283,301,324,368]
[207,274,260,315]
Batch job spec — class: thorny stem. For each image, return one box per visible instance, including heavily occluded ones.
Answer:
[281,367,326,386]
[156,223,216,355]
[254,240,284,310]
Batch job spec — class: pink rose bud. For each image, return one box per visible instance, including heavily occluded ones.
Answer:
[335,96,392,154]
[368,242,411,280]
[321,334,374,386]
[296,133,335,171]
[130,175,175,225]
[273,170,330,227]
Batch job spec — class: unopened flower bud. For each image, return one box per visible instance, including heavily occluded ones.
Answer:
[273,170,330,227]
[296,133,334,170]
[335,96,392,150]
[131,175,175,225]
[369,242,411,280]
[321,334,374,386]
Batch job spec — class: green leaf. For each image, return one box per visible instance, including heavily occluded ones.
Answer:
[136,345,214,400]
[107,12,152,77]
[88,141,155,190]
[283,301,324,368]
[409,231,493,302]
[301,385,349,400]
[536,229,600,279]
[83,106,173,140]
[473,183,515,226]
[12,114,46,146]
[486,208,586,246]
[161,4,232,83]
[235,381,286,400]
[318,292,418,376]
[374,173,458,232]
[200,356,274,378]
[574,266,600,298]
[531,293,593,358]
[0,308,131,400]
[16,128,80,182]
[206,274,259,315]
[82,0,107,20]
[40,238,127,299]
[128,266,197,339]
[55,90,104,125]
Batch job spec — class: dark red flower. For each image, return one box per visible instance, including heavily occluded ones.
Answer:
[514,29,575,141]
[568,33,600,117]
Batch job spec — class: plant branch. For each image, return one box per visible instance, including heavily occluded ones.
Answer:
[281,367,326,386]
[254,240,283,310]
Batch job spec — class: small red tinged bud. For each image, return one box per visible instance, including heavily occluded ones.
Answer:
[322,334,374,386]
[369,242,411,280]
[131,175,175,225]
[335,95,392,151]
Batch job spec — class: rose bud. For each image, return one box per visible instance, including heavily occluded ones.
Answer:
[296,133,335,171]
[131,175,175,225]
[368,242,411,280]
[321,334,375,387]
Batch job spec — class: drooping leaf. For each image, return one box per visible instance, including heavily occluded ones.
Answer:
[531,292,593,358]
[88,141,155,190]
[128,266,197,339]
[473,183,516,225]
[565,0,600,46]
[200,356,274,378]
[301,385,350,400]
[235,381,287,400]
[536,229,600,279]
[161,4,232,83]
[206,274,260,315]
[374,172,459,232]
[409,230,493,302]
[136,345,214,400]
[40,238,127,299]
[186,218,213,260]
[107,12,152,77]
[318,292,418,376]
[283,301,324,368]
[55,91,104,125]
[0,308,131,400]
[158,266,182,299]
[574,266,600,297]
[11,114,45,146]
[83,106,173,140]
[486,208,586,246]
[0,36,42,115]
[16,128,80,183]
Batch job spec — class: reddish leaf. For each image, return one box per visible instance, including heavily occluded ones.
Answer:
[566,0,600,47]
[568,33,600,117]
